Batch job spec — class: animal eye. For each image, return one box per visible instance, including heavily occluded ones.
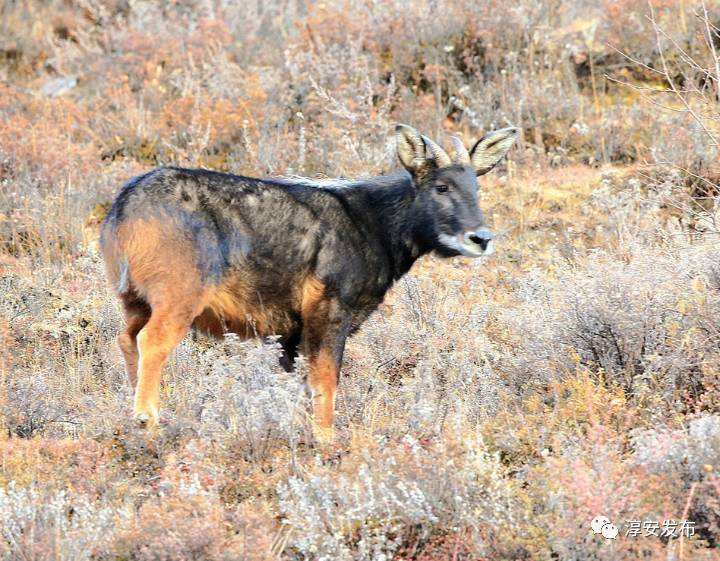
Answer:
[435,184,449,194]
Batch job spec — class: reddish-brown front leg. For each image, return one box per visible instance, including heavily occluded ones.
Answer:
[307,347,341,433]
[300,277,349,442]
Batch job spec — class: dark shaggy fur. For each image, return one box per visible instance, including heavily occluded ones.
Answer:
[100,124,517,433]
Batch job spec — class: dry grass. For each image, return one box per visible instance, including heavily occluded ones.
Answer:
[2,0,720,559]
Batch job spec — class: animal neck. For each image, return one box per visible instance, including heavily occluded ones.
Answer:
[353,172,432,280]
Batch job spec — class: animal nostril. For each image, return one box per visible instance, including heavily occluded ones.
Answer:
[466,230,494,251]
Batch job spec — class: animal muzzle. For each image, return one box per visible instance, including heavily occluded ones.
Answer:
[463,229,494,255]
[438,228,495,257]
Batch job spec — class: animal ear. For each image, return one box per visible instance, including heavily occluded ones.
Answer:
[469,126,519,176]
[395,124,429,175]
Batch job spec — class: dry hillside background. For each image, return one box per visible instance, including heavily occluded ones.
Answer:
[2,0,720,559]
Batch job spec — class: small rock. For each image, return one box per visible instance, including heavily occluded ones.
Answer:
[41,76,77,98]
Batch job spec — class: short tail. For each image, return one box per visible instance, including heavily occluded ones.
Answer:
[117,258,131,295]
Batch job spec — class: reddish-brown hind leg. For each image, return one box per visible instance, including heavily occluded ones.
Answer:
[134,301,200,427]
[117,297,151,391]
[110,217,207,428]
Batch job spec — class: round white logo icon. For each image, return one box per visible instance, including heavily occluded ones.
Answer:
[591,516,611,534]
[602,523,619,539]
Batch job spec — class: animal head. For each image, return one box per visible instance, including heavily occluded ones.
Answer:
[395,123,518,258]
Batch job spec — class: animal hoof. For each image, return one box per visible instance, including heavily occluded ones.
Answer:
[312,424,335,446]
[135,412,153,428]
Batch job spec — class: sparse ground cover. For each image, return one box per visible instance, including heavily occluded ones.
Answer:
[1,1,720,559]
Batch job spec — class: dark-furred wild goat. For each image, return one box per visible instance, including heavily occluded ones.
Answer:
[100,124,518,439]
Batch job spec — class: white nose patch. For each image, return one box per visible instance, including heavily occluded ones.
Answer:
[483,239,495,256]
[439,231,495,258]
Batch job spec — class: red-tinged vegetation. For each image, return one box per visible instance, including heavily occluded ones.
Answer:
[1,0,720,559]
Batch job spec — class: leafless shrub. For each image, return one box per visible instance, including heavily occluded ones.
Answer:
[611,2,719,215]
[166,335,310,463]
[343,271,507,437]
[633,415,720,481]
[278,435,516,560]
[0,483,129,561]
[501,239,720,408]
[3,373,78,438]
